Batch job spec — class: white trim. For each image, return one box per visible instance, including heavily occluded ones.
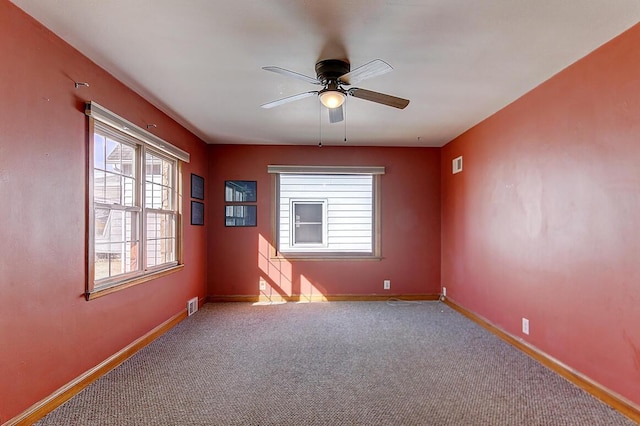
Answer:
[85,101,190,163]
[268,165,385,175]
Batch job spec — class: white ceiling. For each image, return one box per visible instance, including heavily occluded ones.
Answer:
[11,0,640,147]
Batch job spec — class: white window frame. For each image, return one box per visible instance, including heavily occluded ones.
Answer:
[86,102,189,299]
[268,165,384,259]
[290,199,328,248]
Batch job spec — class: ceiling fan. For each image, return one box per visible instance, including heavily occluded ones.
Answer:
[261,59,410,123]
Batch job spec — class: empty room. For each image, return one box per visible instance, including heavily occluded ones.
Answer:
[1,1,639,424]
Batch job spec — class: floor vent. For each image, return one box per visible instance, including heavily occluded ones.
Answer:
[187,297,198,316]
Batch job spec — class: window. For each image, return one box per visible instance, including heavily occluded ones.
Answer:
[268,165,384,257]
[86,102,190,299]
[291,200,326,246]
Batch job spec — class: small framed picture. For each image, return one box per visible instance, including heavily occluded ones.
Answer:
[225,204,257,227]
[191,201,204,226]
[225,180,257,202]
[191,174,205,200]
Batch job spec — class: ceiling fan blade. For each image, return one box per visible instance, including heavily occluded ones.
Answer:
[328,105,344,123]
[348,88,409,109]
[261,91,318,109]
[262,66,321,85]
[338,59,393,85]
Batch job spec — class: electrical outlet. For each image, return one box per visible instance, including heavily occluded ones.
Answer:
[259,279,266,291]
[442,287,447,297]
[522,318,529,335]
[383,279,391,290]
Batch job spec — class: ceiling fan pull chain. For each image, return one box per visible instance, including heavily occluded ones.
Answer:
[344,98,347,143]
[318,101,323,147]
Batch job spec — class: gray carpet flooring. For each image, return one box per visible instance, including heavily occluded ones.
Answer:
[36,301,636,425]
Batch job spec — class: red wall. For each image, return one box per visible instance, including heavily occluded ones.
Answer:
[0,2,208,421]
[5,0,638,419]
[207,145,441,300]
[441,24,640,406]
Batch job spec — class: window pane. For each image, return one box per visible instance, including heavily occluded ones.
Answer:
[161,184,172,209]
[146,212,176,268]
[94,134,106,170]
[124,241,139,273]
[94,248,117,280]
[146,182,167,209]
[145,152,174,210]
[146,239,158,268]
[98,210,135,243]
[145,153,162,183]
[147,211,158,239]
[109,246,125,276]
[105,139,121,173]
[94,244,139,280]
[94,208,110,237]
[294,224,323,244]
[94,210,139,281]
[295,203,323,223]
[93,170,107,203]
[120,144,135,177]
[145,183,154,208]
[123,177,135,206]
[104,172,122,205]
[162,159,172,186]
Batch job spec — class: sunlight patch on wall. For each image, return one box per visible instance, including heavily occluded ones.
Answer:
[299,275,326,303]
[258,234,292,297]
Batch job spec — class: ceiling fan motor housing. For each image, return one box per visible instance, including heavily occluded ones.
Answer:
[315,59,350,84]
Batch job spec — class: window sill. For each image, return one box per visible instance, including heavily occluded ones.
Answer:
[271,254,382,262]
[86,264,184,300]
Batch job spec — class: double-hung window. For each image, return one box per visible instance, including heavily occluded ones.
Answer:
[268,165,384,258]
[86,102,189,299]
[291,200,326,246]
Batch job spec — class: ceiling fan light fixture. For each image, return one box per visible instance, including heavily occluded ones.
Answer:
[319,90,345,109]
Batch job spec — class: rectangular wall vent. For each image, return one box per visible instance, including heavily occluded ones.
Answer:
[452,156,463,174]
[187,297,198,316]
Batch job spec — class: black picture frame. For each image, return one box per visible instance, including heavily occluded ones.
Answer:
[225,204,257,227]
[225,180,257,203]
[191,201,204,226]
[191,174,205,200]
